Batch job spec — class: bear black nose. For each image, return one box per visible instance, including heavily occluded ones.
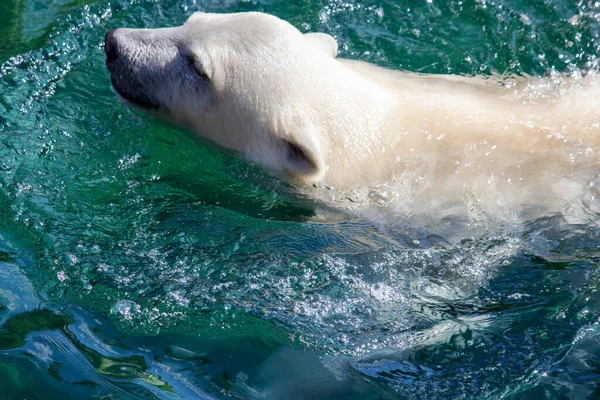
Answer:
[104,30,119,62]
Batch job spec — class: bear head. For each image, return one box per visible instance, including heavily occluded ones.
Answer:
[105,12,341,184]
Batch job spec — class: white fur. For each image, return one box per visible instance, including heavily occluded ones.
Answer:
[109,12,600,221]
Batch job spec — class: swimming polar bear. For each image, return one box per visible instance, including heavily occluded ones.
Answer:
[105,12,599,220]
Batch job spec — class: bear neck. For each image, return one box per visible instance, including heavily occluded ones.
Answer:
[318,60,600,189]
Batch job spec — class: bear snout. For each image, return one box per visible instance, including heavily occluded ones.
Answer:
[104,29,163,110]
[104,30,119,62]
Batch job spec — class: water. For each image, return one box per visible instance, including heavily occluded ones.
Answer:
[0,0,599,398]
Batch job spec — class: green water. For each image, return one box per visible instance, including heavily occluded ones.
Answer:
[0,0,599,398]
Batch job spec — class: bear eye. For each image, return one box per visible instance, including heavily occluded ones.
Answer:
[184,53,209,82]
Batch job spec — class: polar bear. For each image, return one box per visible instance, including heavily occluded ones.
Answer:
[105,12,599,218]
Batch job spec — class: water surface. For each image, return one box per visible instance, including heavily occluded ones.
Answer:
[0,0,599,398]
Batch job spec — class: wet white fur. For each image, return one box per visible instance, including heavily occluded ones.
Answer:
[114,12,600,221]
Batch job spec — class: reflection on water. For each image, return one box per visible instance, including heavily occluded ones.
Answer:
[0,0,599,398]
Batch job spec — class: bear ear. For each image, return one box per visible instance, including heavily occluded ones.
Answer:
[186,11,207,24]
[304,32,338,58]
[280,130,326,183]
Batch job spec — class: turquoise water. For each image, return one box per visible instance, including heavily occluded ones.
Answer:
[0,0,600,398]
